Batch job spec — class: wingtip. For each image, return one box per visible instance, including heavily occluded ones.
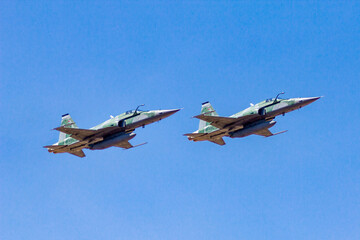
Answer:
[123,142,148,150]
[266,130,288,137]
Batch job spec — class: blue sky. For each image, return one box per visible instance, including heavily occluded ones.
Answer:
[1,1,359,239]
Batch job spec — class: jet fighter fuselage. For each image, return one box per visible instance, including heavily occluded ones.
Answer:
[44,107,180,157]
[185,93,321,145]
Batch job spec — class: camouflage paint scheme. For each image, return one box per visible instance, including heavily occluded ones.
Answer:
[44,107,180,158]
[185,93,321,145]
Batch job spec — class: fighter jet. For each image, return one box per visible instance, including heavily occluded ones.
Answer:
[44,105,180,157]
[185,93,321,145]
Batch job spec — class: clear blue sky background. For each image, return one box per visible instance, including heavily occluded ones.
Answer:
[1,1,359,239]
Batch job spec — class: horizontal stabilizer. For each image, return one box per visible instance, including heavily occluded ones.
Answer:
[209,138,226,146]
[43,145,67,150]
[69,150,85,158]
[44,143,88,156]
[183,133,206,138]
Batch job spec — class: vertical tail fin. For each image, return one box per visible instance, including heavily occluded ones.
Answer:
[198,101,219,130]
[58,114,78,142]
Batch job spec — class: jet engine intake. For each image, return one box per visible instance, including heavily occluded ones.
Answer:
[230,120,276,138]
[258,108,266,116]
[118,119,127,128]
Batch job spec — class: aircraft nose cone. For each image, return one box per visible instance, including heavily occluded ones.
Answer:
[157,109,181,118]
[297,96,322,106]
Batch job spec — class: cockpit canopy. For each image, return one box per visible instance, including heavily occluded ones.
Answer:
[265,97,288,102]
[125,109,148,114]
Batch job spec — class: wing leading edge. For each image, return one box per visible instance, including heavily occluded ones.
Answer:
[193,114,260,129]
[54,126,120,141]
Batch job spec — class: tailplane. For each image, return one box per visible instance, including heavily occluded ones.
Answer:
[209,137,225,146]
[198,101,218,131]
[184,102,221,143]
[58,114,78,142]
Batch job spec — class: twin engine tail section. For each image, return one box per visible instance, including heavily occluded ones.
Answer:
[198,101,218,131]
[58,114,79,143]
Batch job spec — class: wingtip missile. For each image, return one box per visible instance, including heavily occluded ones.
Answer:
[123,142,148,150]
[265,130,288,137]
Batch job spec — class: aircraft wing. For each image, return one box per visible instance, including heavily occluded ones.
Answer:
[54,126,120,141]
[114,141,133,149]
[254,129,273,137]
[254,129,288,137]
[194,114,258,129]
[54,127,96,141]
